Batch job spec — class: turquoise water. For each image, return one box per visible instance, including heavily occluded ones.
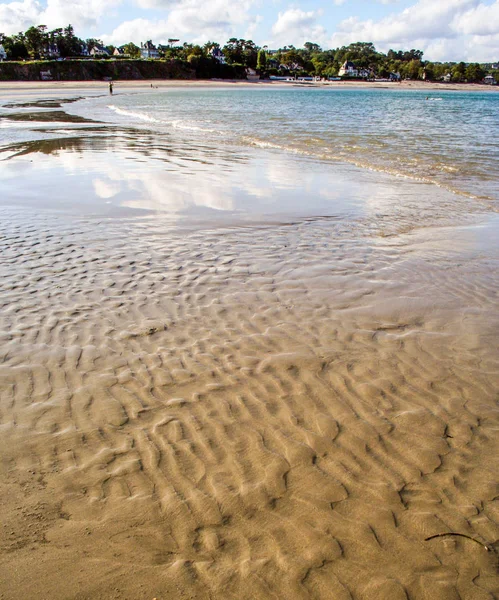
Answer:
[67,87,499,203]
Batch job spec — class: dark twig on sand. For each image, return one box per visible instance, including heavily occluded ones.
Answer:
[425,532,492,551]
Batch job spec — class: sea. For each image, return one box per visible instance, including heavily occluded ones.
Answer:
[0,86,498,220]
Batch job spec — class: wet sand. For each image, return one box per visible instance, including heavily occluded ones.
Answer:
[1,94,499,600]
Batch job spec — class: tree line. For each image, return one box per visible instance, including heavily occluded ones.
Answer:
[0,26,497,83]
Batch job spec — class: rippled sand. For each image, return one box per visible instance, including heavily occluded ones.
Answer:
[1,97,499,600]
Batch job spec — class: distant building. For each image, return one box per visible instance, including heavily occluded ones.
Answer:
[0,45,7,61]
[484,74,497,85]
[209,47,226,64]
[113,46,128,57]
[441,73,452,82]
[43,43,60,59]
[246,67,259,82]
[141,41,159,59]
[357,68,372,79]
[80,43,90,57]
[338,61,358,77]
[90,45,110,57]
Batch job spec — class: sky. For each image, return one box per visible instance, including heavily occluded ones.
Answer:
[1,0,499,62]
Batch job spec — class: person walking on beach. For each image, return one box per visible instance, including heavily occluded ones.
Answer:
[109,81,113,95]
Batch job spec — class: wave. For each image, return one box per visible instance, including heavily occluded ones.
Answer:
[170,120,217,134]
[107,104,160,123]
[242,135,494,206]
[107,105,217,133]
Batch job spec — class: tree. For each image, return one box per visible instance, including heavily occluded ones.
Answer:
[223,38,243,63]
[3,32,29,60]
[282,49,303,70]
[257,49,267,70]
[25,25,47,59]
[123,42,141,58]
[452,61,466,82]
[86,38,103,52]
[304,42,322,54]
[465,63,485,82]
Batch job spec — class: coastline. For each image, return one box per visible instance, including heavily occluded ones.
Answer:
[0,78,498,93]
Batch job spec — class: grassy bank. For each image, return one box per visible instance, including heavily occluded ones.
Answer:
[0,59,247,81]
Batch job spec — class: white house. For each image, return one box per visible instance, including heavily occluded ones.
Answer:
[338,61,358,77]
[0,44,7,61]
[141,41,159,59]
[441,73,452,82]
[484,74,497,85]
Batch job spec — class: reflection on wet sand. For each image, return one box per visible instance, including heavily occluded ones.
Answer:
[0,100,498,600]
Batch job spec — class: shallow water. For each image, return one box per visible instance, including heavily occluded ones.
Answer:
[0,88,498,600]
[65,87,499,204]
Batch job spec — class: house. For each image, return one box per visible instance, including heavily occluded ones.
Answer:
[0,45,7,61]
[90,45,110,57]
[441,73,452,82]
[484,74,497,85]
[338,61,358,77]
[246,67,259,82]
[209,47,226,64]
[357,67,372,79]
[141,41,159,59]
[113,46,128,57]
[389,72,401,81]
[79,43,90,57]
[43,43,60,59]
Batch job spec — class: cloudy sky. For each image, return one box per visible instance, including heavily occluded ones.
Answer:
[1,0,499,61]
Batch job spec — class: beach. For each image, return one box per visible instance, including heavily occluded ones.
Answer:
[0,84,498,600]
[1,78,499,93]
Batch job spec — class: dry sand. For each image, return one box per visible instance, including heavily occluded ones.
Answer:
[0,78,498,94]
[0,91,498,600]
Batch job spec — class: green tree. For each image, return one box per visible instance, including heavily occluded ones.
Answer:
[452,61,466,82]
[123,42,141,58]
[3,32,29,60]
[465,63,485,82]
[303,42,322,54]
[257,48,267,70]
[25,25,47,59]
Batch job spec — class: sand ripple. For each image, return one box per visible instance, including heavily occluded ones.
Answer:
[1,209,498,599]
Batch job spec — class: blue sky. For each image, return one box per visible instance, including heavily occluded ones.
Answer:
[1,0,499,61]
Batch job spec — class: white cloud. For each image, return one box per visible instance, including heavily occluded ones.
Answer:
[0,0,43,34]
[0,0,123,34]
[43,0,123,30]
[101,0,257,45]
[271,8,327,46]
[329,0,499,61]
[451,0,499,35]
